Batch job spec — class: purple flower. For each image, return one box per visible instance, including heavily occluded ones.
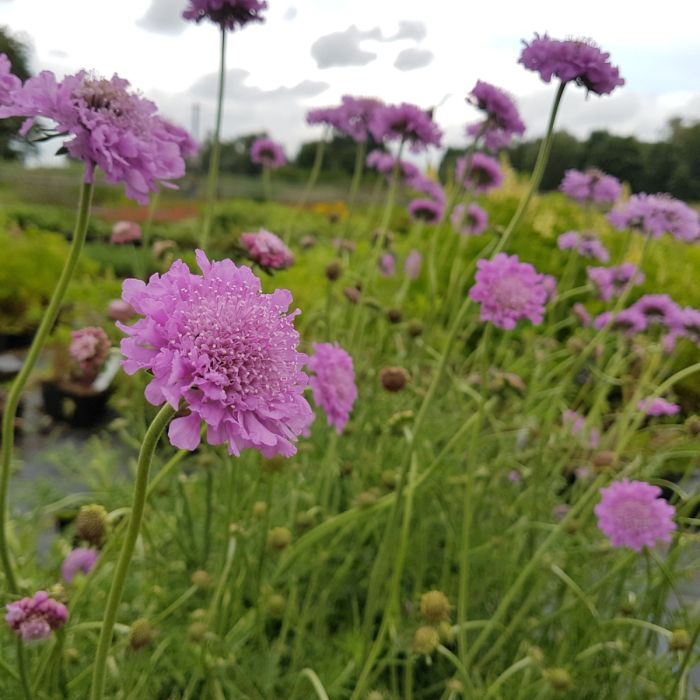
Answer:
[674,307,700,348]
[404,250,423,280]
[111,221,142,245]
[468,253,550,330]
[593,308,647,335]
[158,118,200,159]
[451,203,488,236]
[379,253,396,277]
[559,169,621,206]
[0,72,192,204]
[250,138,286,169]
[595,480,676,552]
[519,34,624,95]
[0,53,21,106]
[638,397,680,417]
[408,174,446,205]
[366,150,420,181]
[336,95,383,142]
[307,343,357,435]
[118,250,313,458]
[587,264,644,301]
[62,547,98,583]
[608,194,700,243]
[572,303,592,327]
[456,153,503,194]
[557,231,609,262]
[563,410,600,448]
[307,105,344,128]
[69,327,110,382]
[408,198,444,224]
[630,294,682,328]
[183,0,267,30]
[240,229,294,270]
[466,80,525,152]
[369,102,442,152]
[6,592,68,642]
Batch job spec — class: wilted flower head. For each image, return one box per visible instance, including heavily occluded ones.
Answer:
[0,71,192,203]
[638,397,680,417]
[595,480,676,552]
[111,221,142,245]
[62,548,98,583]
[451,203,488,236]
[118,250,313,457]
[557,231,609,262]
[587,264,644,301]
[404,250,423,280]
[456,153,504,194]
[69,327,110,382]
[307,342,357,435]
[6,592,68,642]
[608,193,700,242]
[519,34,624,95]
[183,0,267,30]
[560,169,621,206]
[408,198,444,224]
[240,229,294,270]
[369,102,442,152]
[466,80,525,151]
[250,138,286,169]
[0,53,21,105]
[469,253,550,330]
[379,253,396,277]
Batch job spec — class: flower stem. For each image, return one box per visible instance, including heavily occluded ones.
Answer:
[89,403,176,700]
[200,27,227,251]
[0,178,94,594]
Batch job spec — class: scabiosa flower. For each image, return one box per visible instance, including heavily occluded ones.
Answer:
[404,250,423,280]
[456,153,504,194]
[573,303,592,327]
[107,299,136,322]
[587,264,644,301]
[118,250,313,458]
[336,95,383,142]
[6,592,68,642]
[306,105,344,129]
[250,138,286,169]
[111,221,142,245]
[638,397,680,417]
[595,480,676,552]
[62,547,98,583]
[409,174,446,205]
[379,253,396,277]
[468,253,549,330]
[307,343,357,435]
[559,169,621,206]
[0,53,21,105]
[365,149,420,181]
[608,194,700,242]
[674,307,700,348]
[0,72,191,204]
[182,0,268,30]
[466,80,525,152]
[69,327,110,382]
[451,203,488,236]
[369,102,442,152]
[519,34,624,95]
[593,309,647,334]
[408,198,444,224]
[240,229,294,270]
[557,231,609,262]
[630,294,682,328]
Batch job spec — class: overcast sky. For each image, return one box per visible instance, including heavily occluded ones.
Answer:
[2,0,700,164]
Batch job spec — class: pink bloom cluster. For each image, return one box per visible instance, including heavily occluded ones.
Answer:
[408,199,444,224]
[0,53,21,105]
[469,253,552,330]
[595,480,676,552]
[451,203,489,236]
[307,343,357,435]
[307,96,383,143]
[69,327,110,382]
[250,138,286,169]
[368,102,442,152]
[559,168,621,206]
[519,34,624,95]
[638,397,680,417]
[587,264,644,301]
[183,0,267,30]
[62,547,98,583]
[240,229,294,270]
[466,80,525,152]
[608,193,700,243]
[456,153,503,194]
[111,221,142,245]
[630,294,682,328]
[119,250,313,458]
[557,231,609,262]
[594,309,647,335]
[0,72,195,203]
[6,592,68,642]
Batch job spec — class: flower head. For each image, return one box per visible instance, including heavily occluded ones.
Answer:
[595,480,676,551]
[469,253,550,330]
[593,308,647,334]
[69,327,110,382]
[6,592,68,642]
[404,250,423,280]
[369,102,442,152]
[336,95,383,142]
[111,221,142,245]
[0,53,21,106]
[638,397,680,417]
[118,250,313,458]
[608,193,700,242]
[366,150,420,181]
[557,231,609,262]
[307,343,357,435]
[62,548,98,583]
[519,34,624,95]
[674,307,700,348]
[408,198,444,224]
[250,138,286,169]
[466,80,525,152]
[0,71,192,203]
[630,294,682,328]
[456,153,503,194]
[587,264,644,301]
[409,174,446,204]
[559,168,621,206]
[379,253,396,277]
[183,0,267,30]
[240,229,294,270]
[451,203,488,236]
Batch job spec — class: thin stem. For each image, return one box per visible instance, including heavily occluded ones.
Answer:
[200,27,227,250]
[0,177,94,593]
[89,403,176,700]
[16,638,33,700]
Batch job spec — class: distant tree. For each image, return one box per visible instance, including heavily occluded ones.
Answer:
[295,135,381,177]
[0,27,32,161]
[199,132,267,175]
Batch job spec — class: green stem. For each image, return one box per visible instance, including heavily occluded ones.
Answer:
[89,403,176,700]
[200,27,227,250]
[16,638,33,700]
[0,178,94,594]
[299,133,327,210]
[262,165,271,201]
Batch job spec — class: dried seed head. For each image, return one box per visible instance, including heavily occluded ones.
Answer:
[669,629,691,651]
[543,668,572,692]
[191,569,212,589]
[188,621,208,642]
[265,594,287,619]
[380,367,410,393]
[75,504,110,547]
[387,308,402,324]
[325,260,342,281]
[407,319,424,337]
[252,501,268,519]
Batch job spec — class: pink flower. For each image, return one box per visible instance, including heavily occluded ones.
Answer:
[111,221,142,245]
[572,303,592,327]
[6,592,68,642]
[638,397,680,417]
[379,254,396,277]
[451,203,488,236]
[595,480,676,552]
[559,169,621,206]
[587,264,644,302]
[183,0,268,30]
[608,194,700,243]
[250,138,286,169]
[0,53,21,106]
[468,253,550,330]
[404,250,422,280]
[466,80,525,152]
[408,198,444,224]
[118,250,313,458]
[62,548,98,583]
[240,229,294,270]
[69,327,110,382]
[307,343,357,435]
[456,153,503,194]
[107,299,136,322]
[368,102,442,152]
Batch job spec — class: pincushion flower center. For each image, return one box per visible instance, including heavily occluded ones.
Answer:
[617,501,653,536]
[491,277,530,312]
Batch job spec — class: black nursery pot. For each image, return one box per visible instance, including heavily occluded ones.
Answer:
[41,380,111,429]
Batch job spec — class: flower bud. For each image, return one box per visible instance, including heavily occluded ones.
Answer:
[295,510,315,531]
[252,501,268,519]
[188,621,208,642]
[543,668,572,692]
[325,260,342,281]
[366,692,385,700]
[407,320,424,337]
[420,590,451,623]
[267,527,292,551]
[75,504,109,547]
[669,629,691,651]
[265,594,287,619]
[129,619,155,650]
[381,469,399,491]
[437,621,454,646]
[412,626,440,655]
[528,646,544,665]
[386,308,402,324]
[685,416,700,437]
[380,367,410,393]
[592,451,617,470]
[343,287,361,304]
[191,569,212,589]
[445,679,463,693]
[355,489,380,508]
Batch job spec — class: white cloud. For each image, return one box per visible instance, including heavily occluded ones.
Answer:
[394,47,433,71]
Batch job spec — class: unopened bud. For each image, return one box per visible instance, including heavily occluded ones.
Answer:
[325,260,342,281]
[380,367,409,393]
[543,668,572,692]
[267,527,292,551]
[129,619,155,650]
[386,308,402,324]
[412,626,440,655]
[75,504,109,547]
[420,590,451,623]
[191,570,212,589]
[669,629,691,651]
[252,501,268,519]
